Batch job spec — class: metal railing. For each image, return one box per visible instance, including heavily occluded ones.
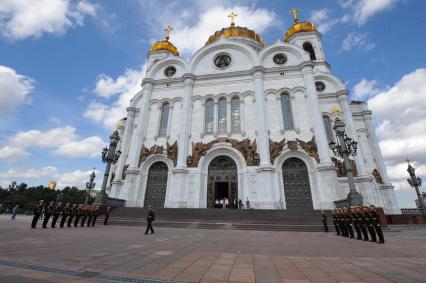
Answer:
[401,208,423,214]
[334,199,349,208]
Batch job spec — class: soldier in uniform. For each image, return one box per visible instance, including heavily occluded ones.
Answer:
[91,206,99,226]
[42,201,55,228]
[80,206,88,227]
[86,206,94,227]
[345,207,355,238]
[104,206,111,225]
[370,205,385,244]
[144,205,155,235]
[337,209,347,237]
[74,204,82,227]
[359,206,369,241]
[51,202,61,228]
[320,210,328,232]
[31,200,44,228]
[332,209,340,236]
[364,206,377,242]
[352,207,362,240]
[60,203,70,228]
[67,204,77,227]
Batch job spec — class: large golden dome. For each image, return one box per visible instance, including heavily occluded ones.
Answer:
[150,26,179,56]
[284,9,317,42]
[205,12,264,47]
[205,26,265,47]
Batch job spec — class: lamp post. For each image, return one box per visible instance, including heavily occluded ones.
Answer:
[328,106,363,208]
[85,169,96,204]
[94,130,121,204]
[406,159,424,214]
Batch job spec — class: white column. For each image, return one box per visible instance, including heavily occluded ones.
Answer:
[240,100,245,135]
[252,68,270,167]
[127,81,154,169]
[213,101,218,136]
[116,107,138,179]
[302,65,332,166]
[363,110,390,183]
[176,75,194,169]
[337,92,366,175]
[226,99,232,135]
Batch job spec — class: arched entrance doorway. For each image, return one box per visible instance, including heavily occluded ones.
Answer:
[282,157,313,210]
[144,161,168,208]
[207,156,238,208]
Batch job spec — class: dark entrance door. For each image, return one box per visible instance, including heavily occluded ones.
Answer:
[207,156,238,208]
[282,157,313,210]
[144,161,168,208]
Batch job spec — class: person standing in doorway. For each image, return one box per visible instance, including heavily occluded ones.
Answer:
[11,205,19,220]
[144,205,155,235]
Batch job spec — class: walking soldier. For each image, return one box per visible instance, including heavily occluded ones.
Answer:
[74,204,82,227]
[370,205,385,244]
[332,209,340,236]
[91,206,99,226]
[320,210,328,232]
[67,204,77,227]
[31,200,44,228]
[359,206,369,241]
[60,203,70,228]
[80,206,88,227]
[86,206,94,227]
[338,209,347,237]
[104,206,111,225]
[51,202,61,228]
[352,207,362,240]
[42,201,55,228]
[364,206,377,242]
[345,208,355,238]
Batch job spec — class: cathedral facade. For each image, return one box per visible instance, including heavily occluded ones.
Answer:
[106,13,400,214]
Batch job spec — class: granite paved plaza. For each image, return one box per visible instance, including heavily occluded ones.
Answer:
[1,215,425,283]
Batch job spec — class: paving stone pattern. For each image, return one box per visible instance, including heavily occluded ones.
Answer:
[1,215,426,283]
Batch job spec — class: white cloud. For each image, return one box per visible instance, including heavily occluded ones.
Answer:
[84,64,147,129]
[367,69,426,194]
[0,65,34,115]
[0,0,98,40]
[54,136,105,158]
[54,169,99,188]
[352,79,383,100]
[0,146,29,161]
[0,166,57,179]
[310,8,338,34]
[340,0,397,25]
[1,126,106,160]
[341,32,375,51]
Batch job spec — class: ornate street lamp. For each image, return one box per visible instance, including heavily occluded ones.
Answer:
[406,159,424,214]
[329,106,363,208]
[94,130,121,204]
[85,168,96,204]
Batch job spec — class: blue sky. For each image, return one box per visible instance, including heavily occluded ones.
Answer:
[0,0,425,208]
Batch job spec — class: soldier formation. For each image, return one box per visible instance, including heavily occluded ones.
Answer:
[31,200,111,229]
[332,205,385,244]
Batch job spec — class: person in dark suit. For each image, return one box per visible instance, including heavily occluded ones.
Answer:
[51,202,61,228]
[104,206,111,225]
[42,201,55,228]
[31,200,44,228]
[320,210,328,232]
[144,206,155,235]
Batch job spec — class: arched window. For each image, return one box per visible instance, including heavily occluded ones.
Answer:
[218,98,227,134]
[231,97,241,132]
[303,42,316,60]
[280,93,294,130]
[205,99,214,134]
[158,103,170,137]
[323,115,333,142]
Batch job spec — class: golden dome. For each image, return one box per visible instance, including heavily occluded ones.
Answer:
[205,26,265,47]
[150,26,179,56]
[284,8,317,42]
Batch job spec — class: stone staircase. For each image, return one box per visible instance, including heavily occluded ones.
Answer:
[109,208,333,232]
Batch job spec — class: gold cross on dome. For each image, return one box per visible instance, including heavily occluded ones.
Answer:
[331,105,343,120]
[228,11,238,27]
[164,25,173,40]
[290,8,299,23]
[114,120,120,129]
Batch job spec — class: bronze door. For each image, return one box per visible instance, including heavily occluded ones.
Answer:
[207,156,238,208]
[282,157,313,210]
[144,161,168,208]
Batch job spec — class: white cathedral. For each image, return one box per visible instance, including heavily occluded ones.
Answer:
[106,12,400,214]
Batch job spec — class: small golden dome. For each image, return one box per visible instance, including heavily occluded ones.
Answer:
[150,26,179,56]
[205,26,265,47]
[284,8,317,42]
